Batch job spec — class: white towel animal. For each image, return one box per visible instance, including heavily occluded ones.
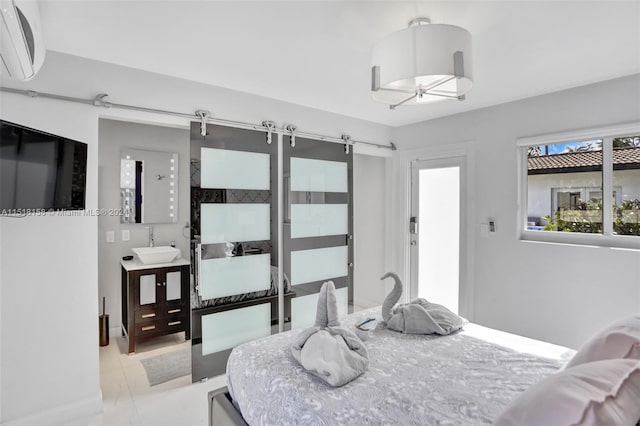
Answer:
[381,272,468,335]
[290,281,369,387]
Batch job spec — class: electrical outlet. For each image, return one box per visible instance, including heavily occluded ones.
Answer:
[122,229,130,241]
[106,230,115,243]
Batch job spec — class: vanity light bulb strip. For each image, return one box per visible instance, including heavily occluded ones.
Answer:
[169,158,176,217]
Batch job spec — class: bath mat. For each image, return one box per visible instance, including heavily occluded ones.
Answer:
[140,348,190,386]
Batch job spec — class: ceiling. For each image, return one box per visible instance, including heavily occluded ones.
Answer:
[37,1,640,127]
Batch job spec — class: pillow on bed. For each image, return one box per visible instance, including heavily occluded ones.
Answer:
[494,358,640,426]
[566,315,640,369]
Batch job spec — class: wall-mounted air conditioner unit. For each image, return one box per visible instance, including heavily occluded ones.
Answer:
[0,0,45,81]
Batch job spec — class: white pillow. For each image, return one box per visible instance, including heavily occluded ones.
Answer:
[494,358,640,426]
[566,315,640,369]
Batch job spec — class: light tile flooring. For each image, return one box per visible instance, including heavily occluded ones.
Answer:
[75,305,371,425]
[73,332,224,426]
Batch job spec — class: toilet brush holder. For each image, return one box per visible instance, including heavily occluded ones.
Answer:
[99,296,109,347]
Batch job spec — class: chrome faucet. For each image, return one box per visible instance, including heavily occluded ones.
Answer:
[146,226,154,247]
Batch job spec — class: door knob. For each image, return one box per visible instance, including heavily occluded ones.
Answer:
[410,240,417,246]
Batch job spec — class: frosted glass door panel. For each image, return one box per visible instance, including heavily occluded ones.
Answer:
[201,303,271,355]
[139,274,156,305]
[291,246,348,285]
[418,167,460,314]
[191,122,279,382]
[201,148,270,190]
[166,271,181,301]
[291,287,348,330]
[201,203,270,244]
[200,254,271,300]
[290,204,348,238]
[290,158,348,193]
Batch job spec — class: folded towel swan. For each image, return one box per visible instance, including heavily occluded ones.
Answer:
[290,281,369,387]
[381,272,468,335]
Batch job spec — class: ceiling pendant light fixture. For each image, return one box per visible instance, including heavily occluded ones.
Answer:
[371,17,473,110]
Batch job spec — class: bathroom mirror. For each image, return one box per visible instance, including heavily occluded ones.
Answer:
[120,148,179,224]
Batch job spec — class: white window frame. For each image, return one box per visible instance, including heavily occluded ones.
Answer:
[517,121,640,249]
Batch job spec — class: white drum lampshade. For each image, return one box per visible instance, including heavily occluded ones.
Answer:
[372,19,473,108]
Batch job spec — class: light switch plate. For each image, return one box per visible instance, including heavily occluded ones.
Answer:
[122,229,130,241]
[106,230,115,243]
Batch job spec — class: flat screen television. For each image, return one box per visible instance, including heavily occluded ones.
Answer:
[1,120,87,212]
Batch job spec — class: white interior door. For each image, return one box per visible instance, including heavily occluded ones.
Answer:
[410,157,464,314]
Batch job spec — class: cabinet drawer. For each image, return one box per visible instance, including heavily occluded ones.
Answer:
[165,313,187,330]
[135,320,162,336]
[135,309,161,323]
[164,306,186,317]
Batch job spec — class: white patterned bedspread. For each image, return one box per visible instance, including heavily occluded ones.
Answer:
[227,308,574,426]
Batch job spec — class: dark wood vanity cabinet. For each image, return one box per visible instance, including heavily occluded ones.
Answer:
[121,262,190,354]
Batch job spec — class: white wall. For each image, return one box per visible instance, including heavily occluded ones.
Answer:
[353,154,388,308]
[391,74,640,349]
[0,95,102,424]
[0,51,391,424]
[98,119,190,336]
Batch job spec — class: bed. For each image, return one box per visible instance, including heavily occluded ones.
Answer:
[209,307,575,425]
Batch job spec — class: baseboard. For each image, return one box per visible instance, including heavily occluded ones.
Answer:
[109,325,121,339]
[1,392,102,426]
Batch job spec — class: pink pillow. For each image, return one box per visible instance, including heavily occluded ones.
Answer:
[566,315,640,369]
[494,359,640,426]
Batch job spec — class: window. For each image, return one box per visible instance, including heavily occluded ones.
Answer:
[518,123,640,248]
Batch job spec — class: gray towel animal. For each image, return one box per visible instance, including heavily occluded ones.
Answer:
[291,281,369,387]
[381,272,468,335]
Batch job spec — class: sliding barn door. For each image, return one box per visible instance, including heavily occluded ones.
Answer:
[283,135,354,330]
[189,124,354,381]
[190,123,280,380]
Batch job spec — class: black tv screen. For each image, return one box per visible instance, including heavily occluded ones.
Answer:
[1,120,87,212]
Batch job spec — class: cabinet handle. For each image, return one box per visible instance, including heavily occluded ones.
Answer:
[168,321,181,326]
[141,325,156,331]
[167,309,181,314]
[163,282,166,287]
[141,313,156,319]
[157,282,162,287]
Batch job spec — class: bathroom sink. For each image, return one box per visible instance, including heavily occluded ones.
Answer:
[131,246,181,265]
